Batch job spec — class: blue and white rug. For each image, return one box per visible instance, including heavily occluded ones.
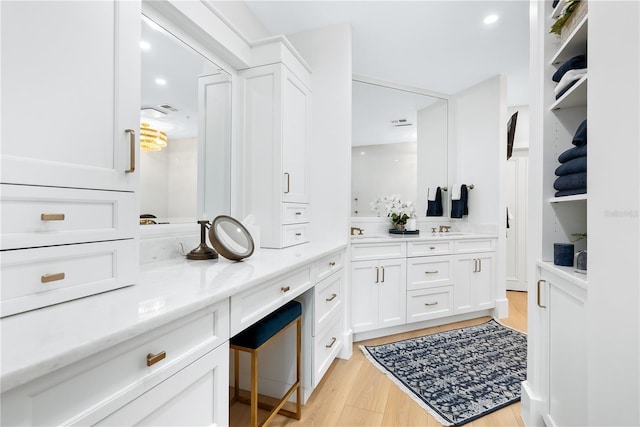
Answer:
[361,320,527,426]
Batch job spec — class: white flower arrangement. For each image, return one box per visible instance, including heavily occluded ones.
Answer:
[371,195,416,225]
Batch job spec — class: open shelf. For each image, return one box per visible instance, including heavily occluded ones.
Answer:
[550,75,587,110]
[550,15,588,65]
[549,193,587,203]
[539,260,588,288]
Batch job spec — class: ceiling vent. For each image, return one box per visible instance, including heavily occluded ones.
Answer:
[391,119,413,127]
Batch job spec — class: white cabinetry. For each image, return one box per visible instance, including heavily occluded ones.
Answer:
[351,258,406,333]
[454,253,495,313]
[536,263,587,427]
[0,1,140,316]
[1,301,229,426]
[241,53,311,248]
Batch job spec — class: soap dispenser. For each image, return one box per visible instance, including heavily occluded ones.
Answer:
[187,220,218,260]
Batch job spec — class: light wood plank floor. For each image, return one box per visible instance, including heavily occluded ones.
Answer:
[230,291,528,426]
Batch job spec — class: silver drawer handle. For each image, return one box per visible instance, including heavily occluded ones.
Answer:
[295,232,302,237]
[295,212,303,215]
[429,246,436,250]
[424,270,439,274]
[281,286,291,293]
[326,293,337,302]
[41,272,65,283]
[329,261,336,267]
[147,351,166,367]
[425,301,438,306]
[41,213,65,221]
[325,337,337,348]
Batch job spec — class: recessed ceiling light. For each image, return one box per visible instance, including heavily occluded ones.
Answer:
[140,41,151,50]
[360,151,366,155]
[483,14,499,25]
[155,78,167,86]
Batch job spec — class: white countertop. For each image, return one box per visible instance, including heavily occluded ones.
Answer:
[0,240,346,393]
[350,232,497,244]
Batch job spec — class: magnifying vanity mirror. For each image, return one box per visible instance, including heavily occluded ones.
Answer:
[140,15,232,225]
[351,79,448,219]
[209,215,255,261]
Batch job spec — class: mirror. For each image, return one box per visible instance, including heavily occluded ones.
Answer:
[209,215,255,261]
[140,15,231,224]
[351,80,448,218]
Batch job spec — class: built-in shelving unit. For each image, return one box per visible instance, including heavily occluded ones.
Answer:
[550,75,587,110]
[548,193,587,203]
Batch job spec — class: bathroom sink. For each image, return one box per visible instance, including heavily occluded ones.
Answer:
[350,234,390,240]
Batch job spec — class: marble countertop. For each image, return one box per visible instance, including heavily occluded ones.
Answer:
[350,232,497,244]
[0,240,346,393]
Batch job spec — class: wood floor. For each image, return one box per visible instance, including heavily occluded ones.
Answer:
[230,291,528,426]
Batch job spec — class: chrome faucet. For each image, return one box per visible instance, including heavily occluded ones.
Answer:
[350,227,364,236]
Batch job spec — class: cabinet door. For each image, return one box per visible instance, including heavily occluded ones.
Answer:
[454,253,495,313]
[454,256,474,313]
[377,258,406,329]
[473,253,495,310]
[1,1,140,191]
[351,260,379,333]
[281,68,310,203]
[95,343,229,427]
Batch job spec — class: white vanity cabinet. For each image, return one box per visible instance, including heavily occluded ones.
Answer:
[0,1,140,316]
[1,301,229,426]
[536,263,587,427]
[241,54,311,249]
[453,239,496,314]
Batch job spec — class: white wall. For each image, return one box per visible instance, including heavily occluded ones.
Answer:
[287,23,352,243]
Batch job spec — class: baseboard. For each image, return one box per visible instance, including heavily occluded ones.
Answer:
[338,328,353,360]
[521,380,545,426]
[494,297,510,318]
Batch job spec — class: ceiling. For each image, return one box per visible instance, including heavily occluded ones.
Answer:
[245,1,530,106]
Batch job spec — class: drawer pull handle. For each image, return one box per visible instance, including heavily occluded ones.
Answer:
[537,280,546,308]
[329,261,336,267]
[281,286,291,293]
[295,212,303,215]
[425,301,439,306]
[424,270,439,274]
[326,293,337,302]
[325,337,337,348]
[41,213,65,221]
[146,351,166,367]
[295,232,302,237]
[125,129,136,173]
[41,272,65,283]
[430,246,436,250]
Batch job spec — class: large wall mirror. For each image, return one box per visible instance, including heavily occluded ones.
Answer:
[140,15,231,225]
[352,79,449,219]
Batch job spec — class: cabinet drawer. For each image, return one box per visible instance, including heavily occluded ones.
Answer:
[314,314,343,386]
[406,286,453,323]
[454,239,496,253]
[407,256,453,290]
[1,239,136,317]
[351,242,406,261]
[230,266,312,336]
[314,272,342,334]
[281,223,310,247]
[407,240,452,256]
[0,184,136,250]
[282,203,310,224]
[1,302,228,426]
[315,250,344,282]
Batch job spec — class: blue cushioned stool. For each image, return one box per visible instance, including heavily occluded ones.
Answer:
[230,300,302,427]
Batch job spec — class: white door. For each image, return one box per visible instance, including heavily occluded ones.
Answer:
[282,69,310,203]
[377,258,406,329]
[454,255,474,313]
[1,1,140,191]
[350,260,379,333]
[505,150,529,291]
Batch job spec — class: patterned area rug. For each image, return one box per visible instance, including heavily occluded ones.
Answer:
[361,320,527,426]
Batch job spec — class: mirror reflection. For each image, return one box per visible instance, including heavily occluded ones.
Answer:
[140,15,231,224]
[351,80,448,218]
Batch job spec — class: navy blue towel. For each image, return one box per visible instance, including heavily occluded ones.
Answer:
[553,0,560,6]
[554,172,587,191]
[552,54,587,82]
[558,144,588,163]
[555,187,587,197]
[450,185,468,219]
[572,119,587,146]
[426,187,444,216]
[555,156,587,176]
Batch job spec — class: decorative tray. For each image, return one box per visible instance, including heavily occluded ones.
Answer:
[388,229,420,235]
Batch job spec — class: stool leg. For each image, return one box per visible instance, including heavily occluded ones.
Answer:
[234,349,240,401]
[251,350,259,427]
[295,317,302,419]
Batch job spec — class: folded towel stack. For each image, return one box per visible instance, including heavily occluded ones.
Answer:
[554,119,587,197]
[553,54,587,99]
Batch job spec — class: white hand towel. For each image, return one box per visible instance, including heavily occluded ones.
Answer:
[451,184,461,200]
[554,68,587,95]
[427,187,438,201]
